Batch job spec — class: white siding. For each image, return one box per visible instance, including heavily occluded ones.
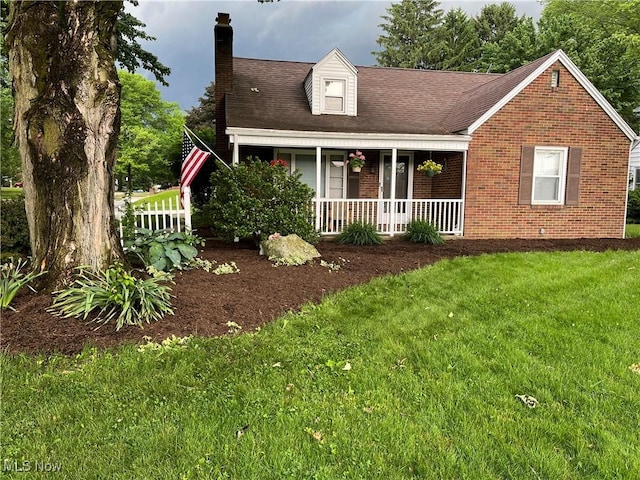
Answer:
[308,49,357,116]
[304,73,313,112]
[631,142,640,168]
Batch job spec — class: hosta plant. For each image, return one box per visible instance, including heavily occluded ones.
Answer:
[0,258,45,310]
[49,262,174,331]
[124,228,203,272]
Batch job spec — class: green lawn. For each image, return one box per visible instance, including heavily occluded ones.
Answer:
[2,251,639,479]
[626,223,640,238]
[0,187,23,200]
[132,189,180,210]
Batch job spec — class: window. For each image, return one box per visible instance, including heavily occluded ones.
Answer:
[633,168,640,191]
[323,80,345,113]
[551,69,560,88]
[532,147,568,204]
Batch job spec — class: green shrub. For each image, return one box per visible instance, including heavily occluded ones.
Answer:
[49,262,174,331]
[627,189,640,223]
[207,157,318,244]
[1,258,46,310]
[335,222,383,246]
[0,197,30,255]
[404,220,444,245]
[123,228,203,272]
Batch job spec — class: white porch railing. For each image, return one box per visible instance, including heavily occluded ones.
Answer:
[315,198,463,236]
[115,191,191,244]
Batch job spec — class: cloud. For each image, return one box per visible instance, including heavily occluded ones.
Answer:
[129,0,543,111]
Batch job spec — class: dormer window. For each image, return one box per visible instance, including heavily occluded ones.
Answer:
[323,80,345,113]
[304,48,358,116]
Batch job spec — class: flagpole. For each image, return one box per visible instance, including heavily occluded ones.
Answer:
[184,125,232,170]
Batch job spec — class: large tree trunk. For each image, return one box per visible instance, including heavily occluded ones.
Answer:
[7,1,124,290]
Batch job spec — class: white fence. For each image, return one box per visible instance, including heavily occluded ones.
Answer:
[315,198,464,236]
[115,194,463,241]
[115,188,191,243]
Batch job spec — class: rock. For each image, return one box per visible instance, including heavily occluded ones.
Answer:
[260,234,320,266]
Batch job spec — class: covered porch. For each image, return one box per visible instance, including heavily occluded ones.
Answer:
[226,129,470,236]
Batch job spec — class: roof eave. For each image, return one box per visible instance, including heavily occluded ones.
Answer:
[226,127,472,151]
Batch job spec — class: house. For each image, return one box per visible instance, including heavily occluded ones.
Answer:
[630,141,640,191]
[213,13,638,239]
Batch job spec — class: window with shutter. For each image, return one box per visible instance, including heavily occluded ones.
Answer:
[520,145,580,206]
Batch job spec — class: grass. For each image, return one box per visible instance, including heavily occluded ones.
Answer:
[132,189,180,210]
[2,250,639,479]
[625,223,640,238]
[0,187,23,200]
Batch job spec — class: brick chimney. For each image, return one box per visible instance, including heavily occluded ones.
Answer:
[215,12,233,162]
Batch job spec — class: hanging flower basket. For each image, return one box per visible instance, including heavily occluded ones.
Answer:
[417,160,443,177]
[348,150,365,173]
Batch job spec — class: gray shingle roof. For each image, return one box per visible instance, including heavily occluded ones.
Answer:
[443,52,557,132]
[225,56,548,135]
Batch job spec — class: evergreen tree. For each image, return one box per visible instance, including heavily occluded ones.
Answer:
[374,0,444,69]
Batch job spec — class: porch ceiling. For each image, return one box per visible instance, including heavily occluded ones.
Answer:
[226,127,471,152]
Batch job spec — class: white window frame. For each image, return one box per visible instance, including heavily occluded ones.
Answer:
[274,148,347,198]
[531,146,568,205]
[321,78,347,115]
[380,150,415,200]
[324,151,348,198]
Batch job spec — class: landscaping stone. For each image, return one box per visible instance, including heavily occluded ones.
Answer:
[259,233,320,266]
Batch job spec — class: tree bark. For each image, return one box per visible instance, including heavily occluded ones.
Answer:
[7,1,124,289]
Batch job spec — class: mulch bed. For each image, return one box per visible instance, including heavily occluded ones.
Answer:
[2,237,639,356]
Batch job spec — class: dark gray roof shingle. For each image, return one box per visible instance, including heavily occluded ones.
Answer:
[225,56,548,135]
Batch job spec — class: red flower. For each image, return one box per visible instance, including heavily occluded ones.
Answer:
[270,159,287,167]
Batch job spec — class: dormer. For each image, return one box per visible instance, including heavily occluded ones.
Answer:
[304,48,358,116]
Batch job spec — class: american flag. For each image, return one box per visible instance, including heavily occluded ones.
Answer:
[181,131,210,205]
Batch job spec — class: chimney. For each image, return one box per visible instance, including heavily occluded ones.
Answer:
[215,12,233,162]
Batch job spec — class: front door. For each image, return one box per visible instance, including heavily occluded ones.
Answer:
[379,154,411,226]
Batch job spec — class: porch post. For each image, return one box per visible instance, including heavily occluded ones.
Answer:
[183,186,192,232]
[315,146,322,232]
[232,134,240,165]
[459,150,467,236]
[390,148,398,237]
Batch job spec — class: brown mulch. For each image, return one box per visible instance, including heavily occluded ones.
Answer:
[2,237,639,356]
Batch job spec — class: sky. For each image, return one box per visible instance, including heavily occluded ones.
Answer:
[129,0,545,112]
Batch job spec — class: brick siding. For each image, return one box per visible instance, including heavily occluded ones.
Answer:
[464,61,629,239]
[215,17,233,163]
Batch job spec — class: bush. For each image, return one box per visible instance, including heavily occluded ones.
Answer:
[335,222,383,246]
[0,197,30,255]
[123,228,203,272]
[404,220,444,245]
[49,262,174,331]
[207,157,318,244]
[627,189,640,223]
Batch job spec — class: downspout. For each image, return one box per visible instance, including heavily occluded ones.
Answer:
[390,148,397,236]
[459,150,467,236]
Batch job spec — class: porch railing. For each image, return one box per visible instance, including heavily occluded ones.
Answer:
[315,198,463,236]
